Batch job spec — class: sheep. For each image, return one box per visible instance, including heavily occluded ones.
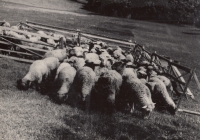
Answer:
[69,66,96,109]
[54,62,71,80]
[2,21,10,27]
[69,46,84,57]
[43,49,68,62]
[123,78,155,119]
[47,38,57,46]
[43,57,60,80]
[155,75,173,92]
[67,56,85,70]
[92,70,122,112]
[99,52,113,69]
[126,52,134,63]
[55,65,76,101]
[11,26,19,30]
[146,77,176,114]
[84,53,101,65]
[37,30,46,35]
[17,60,50,91]
[4,30,26,39]
[112,61,155,119]
[27,35,41,42]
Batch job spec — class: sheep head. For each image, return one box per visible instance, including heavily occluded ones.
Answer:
[17,79,30,90]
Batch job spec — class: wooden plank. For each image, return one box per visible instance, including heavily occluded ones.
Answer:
[152,53,191,72]
[27,23,76,36]
[0,40,48,53]
[193,72,200,90]
[17,44,49,53]
[0,37,45,58]
[27,20,135,44]
[27,21,136,46]
[0,54,34,63]
[0,48,32,56]
[0,35,54,47]
[172,66,194,99]
[178,108,200,116]
[0,26,59,40]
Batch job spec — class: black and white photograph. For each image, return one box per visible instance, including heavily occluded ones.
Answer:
[0,0,200,139]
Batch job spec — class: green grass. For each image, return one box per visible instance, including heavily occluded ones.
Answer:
[0,1,200,140]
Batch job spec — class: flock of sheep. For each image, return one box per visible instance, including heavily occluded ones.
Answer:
[0,21,66,50]
[16,42,177,119]
[0,21,177,119]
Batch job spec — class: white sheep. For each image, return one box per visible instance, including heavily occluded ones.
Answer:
[69,46,84,57]
[43,57,60,80]
[2,22,10,27]
[154,75,173,92]
[146,77,176,113]
[17,60,50,91]
[43,49,68,62]
[55,65,76,101]
[54,62,71,80]
[112,61,155,119]
[47,38,57,46]
[84,53,101,65]
[27,35,41,42]
[67,56,85,70]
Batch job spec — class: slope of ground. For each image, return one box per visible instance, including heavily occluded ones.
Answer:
[0,1,200,140]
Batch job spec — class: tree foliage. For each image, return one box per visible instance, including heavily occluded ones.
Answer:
[86,0,200,25]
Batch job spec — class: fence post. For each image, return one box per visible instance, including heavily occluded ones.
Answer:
[77,29,81,46]
[175,69,194,112]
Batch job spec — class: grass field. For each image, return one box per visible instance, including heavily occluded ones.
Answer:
[0,1,200,140]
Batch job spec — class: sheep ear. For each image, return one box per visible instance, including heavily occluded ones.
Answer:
[142,105,148,109]
[153,103,156,105]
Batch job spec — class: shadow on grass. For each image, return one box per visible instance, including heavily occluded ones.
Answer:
[61,112,159,140]
[182,32,200,35]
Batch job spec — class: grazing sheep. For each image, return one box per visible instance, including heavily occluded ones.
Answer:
[69,66,96,109]
[155,75,173,92]
[17,60,50,91]
[43,57,60,71]
[43,57,60,80]
[146,78,176,114]
[44,49,68,62]
[55,66,76,101]
[55,62,71,80]
[92,70,122,112]
[112,61,155,119]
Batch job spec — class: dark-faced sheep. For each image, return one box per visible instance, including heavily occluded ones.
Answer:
[92,70,122,112]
